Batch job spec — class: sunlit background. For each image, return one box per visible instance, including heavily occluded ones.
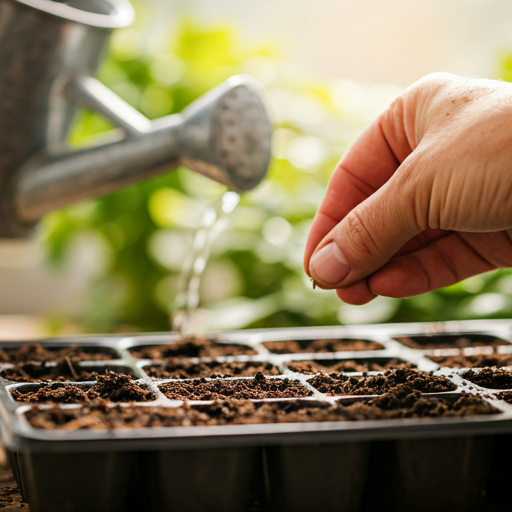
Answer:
[2,0,512,338]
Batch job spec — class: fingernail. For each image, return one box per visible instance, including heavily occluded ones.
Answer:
[310,243,351,284]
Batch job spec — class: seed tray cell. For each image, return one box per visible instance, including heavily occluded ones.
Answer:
[2,320,512,512]
[128,336,258,359]
[459,367,512,391]
[0,362,139,383]
[306,368,457,396]
[143,360,280,380]
[285,358,416,374]
[9,377,156,404]
[0,343,120,363]
[262,338,384,354]
[427,353,512,369]
[396,333,509,351]
[158,374,314,401]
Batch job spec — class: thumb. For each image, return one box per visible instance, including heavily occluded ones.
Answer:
[309,166,424,288]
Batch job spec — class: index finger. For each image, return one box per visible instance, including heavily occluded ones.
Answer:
[304,100,414,276]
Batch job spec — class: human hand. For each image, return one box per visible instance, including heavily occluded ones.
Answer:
[304,73,512,305]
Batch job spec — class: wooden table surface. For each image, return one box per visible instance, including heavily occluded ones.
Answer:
[0,463,26,511]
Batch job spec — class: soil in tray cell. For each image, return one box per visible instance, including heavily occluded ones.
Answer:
[10,371,155,403]
[494,391,512,405]
[0,344,118,363]
[429,353,512,369]
[334,386,497,419]
[286,358,416,375]
[308,368,456,396]
[143,360,280,380]
[129,335,256,359]
[24,385,498,430]
[263,338,383,354]
[158,372,312,400]
[397,334,509,350]
[462,368,512,390]
[0,362,137,383]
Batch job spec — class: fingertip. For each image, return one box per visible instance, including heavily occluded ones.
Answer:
[304,246,311,277]
[303,249,312,277]
[336,280,377,305]
[304,212,339,278]
[304,252,312,278]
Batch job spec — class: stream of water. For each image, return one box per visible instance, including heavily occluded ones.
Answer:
[171,190,240,332]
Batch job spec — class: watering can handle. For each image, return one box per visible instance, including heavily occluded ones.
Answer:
[66,77,151,134]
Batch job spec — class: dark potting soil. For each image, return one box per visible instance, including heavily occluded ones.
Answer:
[263,338,383,354]
[0,344,117,364]
[287,359,416,375]
[429,353,512,369]
[129,336,256,359]
[158,372,312,400]
[334,385,497,419]
[24,385,497,431]
[10,371,155,403]
[397,335,508,350]
[144,360,280,380]
[0,362,136,383]
[462,368,512,390]
[307,368,456,396]
[495,391,512,405]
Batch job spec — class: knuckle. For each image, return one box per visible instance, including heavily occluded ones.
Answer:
[393,159,432,231]
[408,72,458,115]
[416,72,456,89]
[344,209,379,258]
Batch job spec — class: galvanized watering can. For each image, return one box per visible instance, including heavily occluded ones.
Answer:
[0,0,272,237]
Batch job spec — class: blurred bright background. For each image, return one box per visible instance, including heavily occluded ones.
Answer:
[2,0,512,338]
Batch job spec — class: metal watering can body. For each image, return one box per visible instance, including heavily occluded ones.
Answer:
[0,0,272,237]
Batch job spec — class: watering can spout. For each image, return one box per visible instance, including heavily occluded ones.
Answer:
[14,75,272,225]
[0,0,272,237]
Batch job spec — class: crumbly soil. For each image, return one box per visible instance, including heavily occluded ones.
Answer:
[287,359,415,374]
[144,360,279,380]
[429,353,512,369]
[158,372,311,400]
[463,368,512,390]
[25,384,497,431]
[333,385,497,420]
[307,368,456,396]
[495,390,512,404]
[0,344,117,364]
[129,336,256,359]
[263,338,383,354]
[10,371,154,403]
[0,362,135,383]
[397,335,508,350]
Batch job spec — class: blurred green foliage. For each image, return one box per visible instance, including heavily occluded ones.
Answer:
[42,7,512,334]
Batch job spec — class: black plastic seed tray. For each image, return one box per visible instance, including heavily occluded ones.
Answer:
[2,320,512,512]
